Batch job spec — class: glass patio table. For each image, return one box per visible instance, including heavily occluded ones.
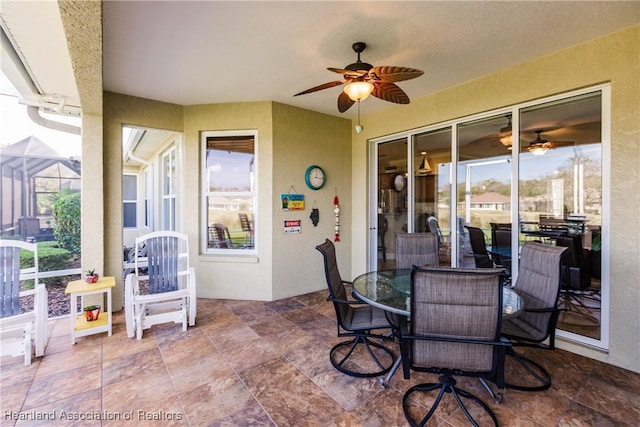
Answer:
[352,268,523,386]
[352,268,523,318]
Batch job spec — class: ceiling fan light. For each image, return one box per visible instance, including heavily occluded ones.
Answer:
[498,116,513,147]
[529,145,548,156]
[499,133,513,147]
[344,81,374,101]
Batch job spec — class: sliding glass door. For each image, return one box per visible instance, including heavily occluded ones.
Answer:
[369,85,608,348]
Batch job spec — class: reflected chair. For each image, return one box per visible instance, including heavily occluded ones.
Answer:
[315,238,395,377]
[490,224,512,275]
[457,216,472,256]
[465,225,494,269]
[427,216,450,261]
[501,242,567,391]
[538,215,569,236]
[378,214,388,262]
[400,266,509,427]
[555,235,599,326]
[125,231,196,339]
[209,223,234,248]
[394,232,439,269]
[0,240,48,364]
[238,213,254,248]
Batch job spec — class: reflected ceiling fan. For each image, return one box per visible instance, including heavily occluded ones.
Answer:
[294,42,424,113]
[525,130,574,155]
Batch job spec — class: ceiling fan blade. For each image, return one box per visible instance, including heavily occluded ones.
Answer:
[328,67,367,78]
[371,82,410,104]
[547,140,575,148]
[337,91,355,113]
[294,80,344,97]
[368,66,424,83]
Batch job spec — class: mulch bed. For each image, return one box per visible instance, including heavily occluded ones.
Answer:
[20,279,79,318]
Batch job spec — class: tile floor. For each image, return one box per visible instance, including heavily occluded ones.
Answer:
[2,290,639,426]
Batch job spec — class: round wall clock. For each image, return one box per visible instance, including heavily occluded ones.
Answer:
[305,165,326,190]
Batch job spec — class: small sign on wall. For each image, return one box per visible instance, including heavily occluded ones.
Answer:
[284,219,302,234]
[282,194,305,211]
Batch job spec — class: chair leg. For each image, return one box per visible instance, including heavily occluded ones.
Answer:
[330,335,395,378]
[403,375,499,427]
[479,378,504,403]
[505,348,551,391]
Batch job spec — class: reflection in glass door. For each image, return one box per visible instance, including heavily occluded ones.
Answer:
[368,87,607,349]
[376,138,408,269]
[412,129,452,265]
[519,92,603,341]
[457,115,513,270]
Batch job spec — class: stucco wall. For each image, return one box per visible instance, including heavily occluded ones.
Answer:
[183,102,274,301]
[104,98,350,303]
[271,102,352,300]
[350,25,640,372]
[103,92,184,310]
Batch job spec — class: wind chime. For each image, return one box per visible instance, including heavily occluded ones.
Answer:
[333,189,340,242]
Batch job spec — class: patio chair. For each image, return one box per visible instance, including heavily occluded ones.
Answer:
[465,225,495,268]
[400,266,509,426]
[315,238,395,377]
[125,231,196,339]
[501,241,567,391]
[0,240,48,364]
[394,232,439,269]
[17,217,53,242]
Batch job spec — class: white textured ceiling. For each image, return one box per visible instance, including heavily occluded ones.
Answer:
[101,1,640,119]
[1,1,639,120]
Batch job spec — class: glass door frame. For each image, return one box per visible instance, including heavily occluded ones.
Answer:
[367,84,610,350]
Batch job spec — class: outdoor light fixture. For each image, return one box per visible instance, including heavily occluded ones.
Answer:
[343,81,374,101]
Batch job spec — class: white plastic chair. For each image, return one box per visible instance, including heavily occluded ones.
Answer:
[0,240,48,364]
[125,231,196,339]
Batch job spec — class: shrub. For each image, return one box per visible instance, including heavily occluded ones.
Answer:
[37,242,75,272]
[19,243,72,271]
[19,242,74,288]
[53,192,81,254]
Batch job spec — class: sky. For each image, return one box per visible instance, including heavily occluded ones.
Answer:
[0,71,81,158]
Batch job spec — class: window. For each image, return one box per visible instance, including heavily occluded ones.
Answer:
[201,131,256,253]
[143,168,151,229]
[162,148,176,231]
[123,174,137,228]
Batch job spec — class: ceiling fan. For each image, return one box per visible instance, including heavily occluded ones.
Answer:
[525,130,574,155]
[294,42,424,113]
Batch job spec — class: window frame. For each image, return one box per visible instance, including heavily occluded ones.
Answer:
[161,147,176,231]
[200,129,258,256]
[122,173,138,229]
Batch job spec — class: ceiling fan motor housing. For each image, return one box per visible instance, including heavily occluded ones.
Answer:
[346,42,373,72]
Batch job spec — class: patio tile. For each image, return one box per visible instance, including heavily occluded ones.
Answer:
[3,289,640,427]
[23,362,101,410]
[240,356,345,425]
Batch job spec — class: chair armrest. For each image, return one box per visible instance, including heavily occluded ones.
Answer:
[125,273,141,295]
[523,306,558,314]
[328,295,367,306]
